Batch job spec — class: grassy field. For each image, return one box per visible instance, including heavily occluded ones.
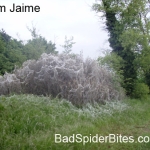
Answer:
[0,94,150,150]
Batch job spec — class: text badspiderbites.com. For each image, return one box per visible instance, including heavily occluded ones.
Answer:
[55,134,150,145]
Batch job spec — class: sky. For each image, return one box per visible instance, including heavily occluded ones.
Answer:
[0,0,110,59]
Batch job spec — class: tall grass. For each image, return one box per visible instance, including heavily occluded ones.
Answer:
[0,94,150,150]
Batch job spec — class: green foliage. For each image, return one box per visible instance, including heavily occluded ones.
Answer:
[144,72,150,88]
[133,83,149,99]
[0,102,5,112]
[93,0,150,96]
[0,30,26,75]
[138,48,150,87]
[24,26,58,60]
[61,36,75,54]
[0,94,150,149]
[98,51,124,86]
[0,27,58,75]
[99,2,137,94]
[98,51,124,74]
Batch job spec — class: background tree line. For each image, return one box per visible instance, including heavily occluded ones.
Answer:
[0,27,57,75]
[93,0,150,98]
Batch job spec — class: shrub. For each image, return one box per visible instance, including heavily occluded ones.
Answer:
[133,83,149,99]
[97,51,124,84]
[0,53,125,106]
[0,73,21,95]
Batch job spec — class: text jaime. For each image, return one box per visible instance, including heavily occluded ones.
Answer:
[0,3,40,12]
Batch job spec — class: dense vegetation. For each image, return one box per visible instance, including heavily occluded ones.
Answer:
[0,53,125,106]
[0,27,57,75]
[93,0,150,98]
[0,26,125,106]
[0,94,150,150]
[0,0,150,149]
[0,1,150,100]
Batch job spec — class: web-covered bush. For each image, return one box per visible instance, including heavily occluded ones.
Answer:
[0,53,125,106]
[0,73,21,95]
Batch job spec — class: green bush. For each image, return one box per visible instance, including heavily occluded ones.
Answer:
[133,83,149,99]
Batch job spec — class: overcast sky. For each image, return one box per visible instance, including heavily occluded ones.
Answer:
[0,0,109,59]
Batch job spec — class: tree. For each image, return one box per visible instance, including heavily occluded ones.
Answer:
[0,27,58,75]
[24,26,58,60]
[61,36,76,54]
[0,29,26,75]
[98,50,124,83]
[92,0,150,96]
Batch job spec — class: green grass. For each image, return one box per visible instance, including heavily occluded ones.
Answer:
[0,94,150,150]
